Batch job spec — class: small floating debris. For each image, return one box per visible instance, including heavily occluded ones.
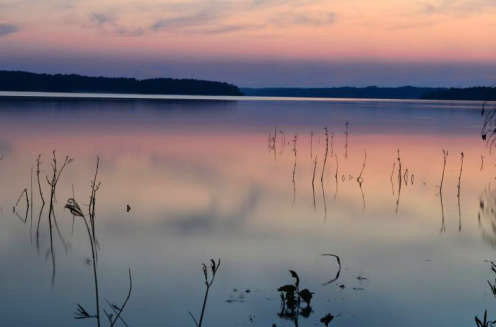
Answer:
[356,275,368,281]
[226,288,250,303]
[320,313,334,327]
[352,287,365,291]
[338,284,346,289]
[126,204,131,213]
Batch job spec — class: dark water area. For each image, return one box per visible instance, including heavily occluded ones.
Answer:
[1,94,495,327]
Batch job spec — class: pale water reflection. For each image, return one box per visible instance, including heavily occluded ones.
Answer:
[0,96,495,326]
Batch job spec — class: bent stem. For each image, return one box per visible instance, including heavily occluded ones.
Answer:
[189,258,221,327]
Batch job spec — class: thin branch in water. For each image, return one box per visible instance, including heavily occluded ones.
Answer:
[395,149,402,214]
[321,127,329,183]
[13,188,29,223]
[356,150,366,186]
[403,168,409,187]
[45,150,73,285]
[439,149,448,233]
[457,152,464,232]
[390,161,396,196]
[439,149,448,194]
[109,269,133,327]
[310,131,313,159]
[321,176,327,221]
[30,166,34,242]
[344,121,350,159]
[334,154,339,200]
[71,184,75,235]
[330,132,334,157]
[321,254,342,286]
[35,154,45,253]
[88,156,101,248]
[189,258,221,327]
[481,155,485,171]
[312,156,318,210]
[291,135,297,206]
[104,299,130,327]
[356,150,367,211]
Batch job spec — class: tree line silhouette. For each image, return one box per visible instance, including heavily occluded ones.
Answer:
[0,70,242,96]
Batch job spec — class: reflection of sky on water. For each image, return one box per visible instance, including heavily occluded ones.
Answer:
[0,97,495,327]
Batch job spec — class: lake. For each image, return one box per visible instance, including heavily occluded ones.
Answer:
[1,92,495,327]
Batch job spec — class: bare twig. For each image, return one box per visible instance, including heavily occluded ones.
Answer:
[321,254,342,286]
[344,121,350,159]
[457,152,464,232]
[189,258,221,327]
[321,127,328,183]
[439,149,448,233]
[292,135,297,205]
[312,156,318,210]
[109,269,133,327]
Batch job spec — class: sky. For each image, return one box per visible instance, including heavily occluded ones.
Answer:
[0,0,495,87]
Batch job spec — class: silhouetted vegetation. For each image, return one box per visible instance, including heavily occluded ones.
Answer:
[189,259,221,327]
[423,87,496,101]
[475,262,496,326]
[243,86,443,99]
[244,86,496,100]
[277,270,315,325]
[0,70,243,96]
[65,157,133,327]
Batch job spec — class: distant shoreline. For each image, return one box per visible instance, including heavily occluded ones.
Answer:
[243,86,496,101]
[0,91,492,106]
[0,70,242,96]
[0,70,495,100]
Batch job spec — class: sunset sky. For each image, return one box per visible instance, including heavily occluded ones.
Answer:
[1,0,495,87]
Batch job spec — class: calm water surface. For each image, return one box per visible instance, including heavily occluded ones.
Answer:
[0,95,495,326]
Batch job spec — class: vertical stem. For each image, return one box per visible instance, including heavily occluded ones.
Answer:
[198,285,210,327]
[83,217,100,327]
[321,128,328,183]
[310,131,313,159]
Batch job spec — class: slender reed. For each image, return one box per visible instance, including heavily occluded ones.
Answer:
[395,149,402,214]
[357,150,367,210]
[45,151,73,285]
[457,152,464,232]
[310,131,313,159]
[334,154,339,200]
[439,149,448,233]
[390,161,396,196]
[312,156,318,210]
[330,132,334,157]
[13,188,29,222]
[35,154,45,252]
[439,149,448,194]
[356,150,366,186]
[344,122,350,159]
[321,127,328,183]
[189,259,221,327]
[292,135,297,205]
[69,156,132,327]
